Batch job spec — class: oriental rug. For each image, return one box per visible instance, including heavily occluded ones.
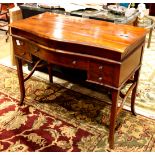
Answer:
[0,64,155,152]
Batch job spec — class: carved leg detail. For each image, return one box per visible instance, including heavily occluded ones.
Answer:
[109,90,119,149]
[16,57,25,105]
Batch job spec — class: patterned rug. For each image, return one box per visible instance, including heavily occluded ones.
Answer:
[0,64,155,152]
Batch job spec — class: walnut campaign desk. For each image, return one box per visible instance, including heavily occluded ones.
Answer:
[9,12,147,149]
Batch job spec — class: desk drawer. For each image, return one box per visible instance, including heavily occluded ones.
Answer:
[87,62,116,86]
[51,54,89,70]
[12,38,32,62]
[35,47,89,70]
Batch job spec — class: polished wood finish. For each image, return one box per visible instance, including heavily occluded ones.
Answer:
[10,12,147,149]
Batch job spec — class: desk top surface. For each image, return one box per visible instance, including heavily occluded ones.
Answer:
[10,12,147,54]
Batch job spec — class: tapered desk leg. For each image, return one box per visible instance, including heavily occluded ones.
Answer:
[109,89,119,149]
[16,57,25,105]
[131,69,140,116]
[47,64,53,83]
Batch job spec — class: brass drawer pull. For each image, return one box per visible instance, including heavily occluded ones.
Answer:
[98,77,103,81]
[99,66,103,70]
[72,60,77,65]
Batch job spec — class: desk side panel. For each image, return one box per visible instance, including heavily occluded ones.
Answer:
[119,42,145,86]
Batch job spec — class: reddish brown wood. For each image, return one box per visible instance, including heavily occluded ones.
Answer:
[15,57,25,105]
[131,69,140,116]
[109,89,119,149]
[9,12,147,149]
[47,63,53,83]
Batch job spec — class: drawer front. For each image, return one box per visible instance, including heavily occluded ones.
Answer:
[50,54,89,70]
[34,47,89,70]
[87,62,116,87]
[12,38,32,62]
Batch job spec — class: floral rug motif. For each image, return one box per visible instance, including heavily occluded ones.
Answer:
[0,64,155,152]
[0,92,103,152]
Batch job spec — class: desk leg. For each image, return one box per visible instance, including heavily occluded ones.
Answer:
[47,64,53,83]
[16,57,25,105]
[131,69,140,115]
[109,89,119,149]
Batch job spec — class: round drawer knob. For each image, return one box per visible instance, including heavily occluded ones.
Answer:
[99,66,103,70]
[16,40,24,46]
[98,77,102,81]
[72,60,77,65]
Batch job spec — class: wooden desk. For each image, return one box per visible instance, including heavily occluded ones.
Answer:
[9,12,147,149]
